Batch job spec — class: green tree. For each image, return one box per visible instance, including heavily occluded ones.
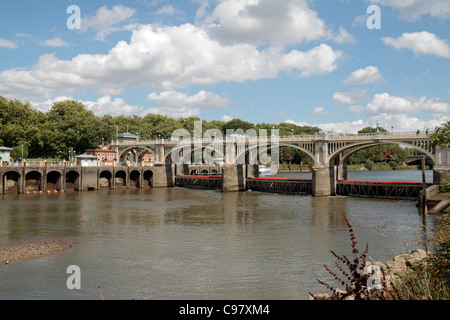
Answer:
[430,121,450,148]
[222,119,255,135]
[0,96,50,158]
[358,126,387,134]
[46,100,111,157]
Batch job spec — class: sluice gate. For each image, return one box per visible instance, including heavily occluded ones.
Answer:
[337,180,433,200]
[246,177,313,195]
[175,175,222,190]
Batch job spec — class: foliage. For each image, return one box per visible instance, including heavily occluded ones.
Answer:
[347,127,408,165]
[0,95,320,161]
[388,161,399,170]
[11,144,29,159]
[441,178,450,192]
[364,159,374,170]
[358,126,387,134]
[430,121,450,148]
[389,214,450,300]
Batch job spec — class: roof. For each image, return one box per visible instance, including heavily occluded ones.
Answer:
[117,133,139,139]
[76,154,98,159]
[0,146,13,151]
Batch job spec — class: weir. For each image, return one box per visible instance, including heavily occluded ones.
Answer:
[1,132,449,198]
[111,131,450,197]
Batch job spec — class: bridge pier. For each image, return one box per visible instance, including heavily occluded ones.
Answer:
[222,164,246,192]
[434,146,450,185]
[312,165,337,197]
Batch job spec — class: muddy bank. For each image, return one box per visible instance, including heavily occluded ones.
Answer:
[0,240,75,264]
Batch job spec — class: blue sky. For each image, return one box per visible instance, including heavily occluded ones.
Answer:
[0,0,449,133]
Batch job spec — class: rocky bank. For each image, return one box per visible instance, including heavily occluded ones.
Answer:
[310,248,432,300]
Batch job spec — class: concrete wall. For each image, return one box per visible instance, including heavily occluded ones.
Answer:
[222,164,246,192]
[312,165,336,197]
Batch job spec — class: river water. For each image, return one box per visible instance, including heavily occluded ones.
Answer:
[0,170,436,300]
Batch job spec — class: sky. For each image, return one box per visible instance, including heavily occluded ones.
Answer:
[0,0,449,134]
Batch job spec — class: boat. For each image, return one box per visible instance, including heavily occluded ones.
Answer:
[259,165,271,175]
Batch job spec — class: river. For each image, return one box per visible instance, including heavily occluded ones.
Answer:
[0,170,436,300]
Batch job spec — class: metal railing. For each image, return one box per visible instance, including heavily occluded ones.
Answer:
[113,131,432,146]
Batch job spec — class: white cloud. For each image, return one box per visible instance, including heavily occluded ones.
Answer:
[352,14,369,28]
[365,93,450,116]
[0,24,343,99]
[147,90,231,109]
[333,27,356,44]
[146,90,232,118]
[287,91,450,133]
[222,115,234,122]
[83,95,144,116]
[29,95,143,116]
[369,0,450,21]
[348,105,365,114]
[39,37,72,47]
[286,119,368,133]
[343,66,383,85]
[29,96,73,112]
[311,107,328,116]
[333,89,370,105]
[154,5,183,16]
[382,31,450,59]
[202,0,332,46]
[369,114,449,132]
[0,38,18,49]
[80,5,136,41]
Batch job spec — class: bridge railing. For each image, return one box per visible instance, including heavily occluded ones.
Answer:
[113,132,431,146]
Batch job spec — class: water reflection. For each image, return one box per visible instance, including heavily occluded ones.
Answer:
[0,181,435,300]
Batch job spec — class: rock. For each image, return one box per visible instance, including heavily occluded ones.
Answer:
[309,293,330,300]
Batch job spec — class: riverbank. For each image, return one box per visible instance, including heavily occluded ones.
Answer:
[309,248,433,300]
[0,240,75,264]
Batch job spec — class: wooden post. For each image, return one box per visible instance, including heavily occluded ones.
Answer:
[421,156,428,216]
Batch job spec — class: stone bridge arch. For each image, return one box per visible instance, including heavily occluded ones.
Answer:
[327,140,436,166]
[118,146,156,163]
[235,142,315,166]
[164,144,225,164]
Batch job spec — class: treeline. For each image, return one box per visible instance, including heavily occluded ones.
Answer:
[0,96,320,159]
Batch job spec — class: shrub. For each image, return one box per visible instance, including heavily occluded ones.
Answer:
[442,178,450,192]
[364,160,374,170]
[311,212,378,300]
[389,161,399,170]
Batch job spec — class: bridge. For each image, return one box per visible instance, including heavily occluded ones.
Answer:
[1,131,448,197]
[111,131,450,196]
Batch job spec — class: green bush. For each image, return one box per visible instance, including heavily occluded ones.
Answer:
[442,178,450,192]
[388,161,399,170]
[364,159,374,170]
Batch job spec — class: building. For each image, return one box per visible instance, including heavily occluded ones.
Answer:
[116,133,140,143]
[86,145,117,164]
[76,154,98,167]
[0,146,13,165]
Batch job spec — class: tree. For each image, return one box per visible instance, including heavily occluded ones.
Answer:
[46,100,111,157]
[358,126,387,134]
[430,121,450,148]
[222,119,255,135]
